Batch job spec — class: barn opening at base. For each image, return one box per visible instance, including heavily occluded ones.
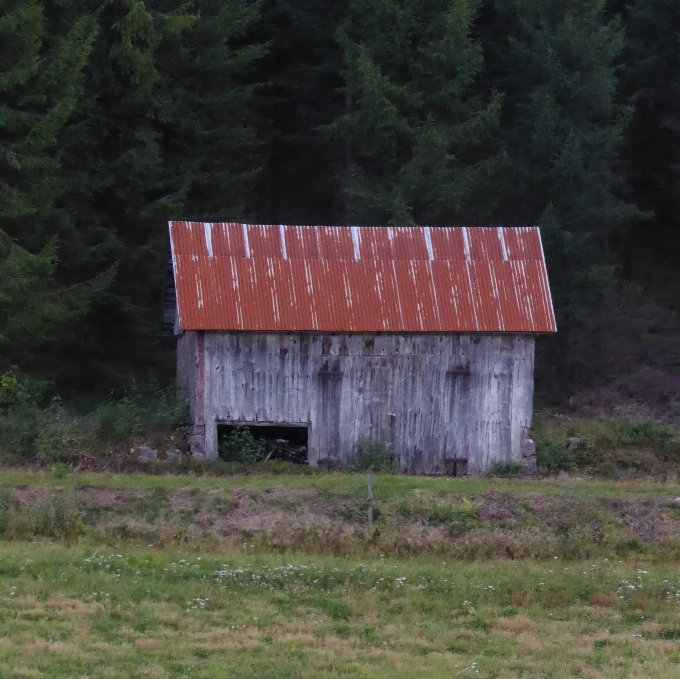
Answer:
[168,222,556,475]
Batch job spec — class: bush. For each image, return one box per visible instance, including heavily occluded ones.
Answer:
[35,399,86,464]
[0,368,19,409]
[94,395,142,442]
[488,461,524,477]
[350,439,393,472]
[94,384,189,443]
[219,426,265,463]
[0,401,42,461]
[533,414,680,473]
[0,377,190,464]
[427,498,479,532]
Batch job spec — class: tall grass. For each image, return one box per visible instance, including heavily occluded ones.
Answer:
[0,487,83,539]
[532,414,680,474]
[0,373,189,464]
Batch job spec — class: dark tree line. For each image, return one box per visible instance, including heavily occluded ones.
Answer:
[1,0,678,400]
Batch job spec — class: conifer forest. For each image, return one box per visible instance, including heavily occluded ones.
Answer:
[4,5,680,678]
[1,0,679,409]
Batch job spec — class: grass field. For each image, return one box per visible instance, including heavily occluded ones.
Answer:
[2,471,680,677]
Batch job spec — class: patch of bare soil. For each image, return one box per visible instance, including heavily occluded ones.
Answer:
[522,494,577,527]
[479,491,516,521]
[609,499,680,542]
[204,502,290,536]
[14,486,41,506]
[78,487,137,509]
[169,491,194,512]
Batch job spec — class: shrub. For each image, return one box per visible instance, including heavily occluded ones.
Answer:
[219,426,265,463]
[35,399,86,464]
[533,414,680,473]
[488,461,524,477]
[92,383,190,444]
[0,401,42,461]
[350,439,393,472]
[0,368,19,409]
[428,498,479,533]
[146,388,190,432]
[94,395,142,442]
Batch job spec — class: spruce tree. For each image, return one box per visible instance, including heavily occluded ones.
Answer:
[250,0,347,224]
[51,0,264,389]
[0,0,95,249]
[158,0,266,221]
[329,0,501,225]
[486,0,641,391]
[0,0,113,378]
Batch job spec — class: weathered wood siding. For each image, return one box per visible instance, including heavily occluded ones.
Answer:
[180,331,535,474]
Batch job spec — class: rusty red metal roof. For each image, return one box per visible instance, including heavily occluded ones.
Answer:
[169,222,556,333]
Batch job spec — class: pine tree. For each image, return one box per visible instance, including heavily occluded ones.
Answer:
[328,0,501,225]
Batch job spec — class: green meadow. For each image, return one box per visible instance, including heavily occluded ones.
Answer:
[1,471,680,677]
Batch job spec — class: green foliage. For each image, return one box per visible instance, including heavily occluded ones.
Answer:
[620,0,680,272]
[533,415,680,473]
[0,0,96,230]
[350,439,393,472]
[51,462,69,479]
[396,491,480,533]
[219,426,265,463]
[0,235,115,376]
[0,0,264,388]
[488,461,524,478]
[480,0,644,392]
[329,0,500,224]
[249,0,346,225]
[0,368,18,409]
[35,399,85,464]
[94,383,189,443]
[28,489,84,539]
[0,380,188,462]
[94,395,143,443]
[44,0,266,390]
[428,498,479,532]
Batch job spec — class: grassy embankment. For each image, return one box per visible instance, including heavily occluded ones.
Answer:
[2,472,680,677]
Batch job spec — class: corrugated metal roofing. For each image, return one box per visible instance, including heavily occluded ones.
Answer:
[169,222,556,333]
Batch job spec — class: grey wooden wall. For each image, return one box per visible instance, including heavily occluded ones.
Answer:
[178,331,535,474]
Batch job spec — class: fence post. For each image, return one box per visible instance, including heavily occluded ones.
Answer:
[367,473,373,524]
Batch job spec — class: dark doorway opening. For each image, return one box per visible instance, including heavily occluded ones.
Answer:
[444,458,468,477]
[217,423,309,464]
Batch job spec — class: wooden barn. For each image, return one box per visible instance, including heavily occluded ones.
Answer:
[169,222,556,474]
